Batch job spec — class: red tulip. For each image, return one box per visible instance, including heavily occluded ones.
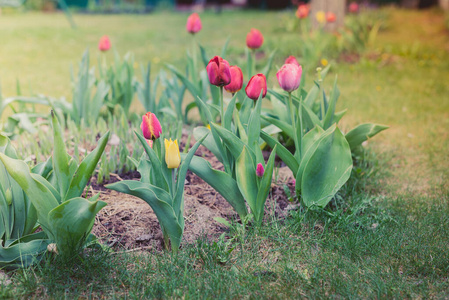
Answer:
[326,12,336,23]
[98,35,111,52]
[296,4,309,19]
[285,56,300,67]
[245,73,267,101]
[256,163,265,177]
[206,56,231,87]
[349,2,359,13]
[224,66,243,94]
[186,13,202,34]
[276,63,302,93]
[141,112,162,140]
[246,28,264,50]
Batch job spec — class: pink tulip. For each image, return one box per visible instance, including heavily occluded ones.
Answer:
[245,73,267,101]
[326,12,336,23]
[141,112,162,140]
[285,56,300,67]
[98,35,111,52]
[276,64,302,93]
[256,163,265,177]
[206,56,231,87]
[224,66,243,94]
[349,2,359,13]
[246,28,264,50]
[296,4,309,19]
[186,13,202,34]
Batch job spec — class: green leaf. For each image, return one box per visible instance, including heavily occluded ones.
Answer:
[0,234,50,269]
[186,155,247,220]
[260,115,294,139]
[105,180,183,250]
[193,127,222,162]
[210,123,254,161]
[135,131,170,191]
[345,123,389,152]
[0,153,59,236]
[301,126,353,208]
[47,195,106,255]
[261,50,277,78]
[64,131,110,201]
[173,132,208,219]
[254,146,276,224]
[260,130,299,175]
[235,146,258,217]
[51,111,70,198]
[247,94,262,150]
[322,76,340,129]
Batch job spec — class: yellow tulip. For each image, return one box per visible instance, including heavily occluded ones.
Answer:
[315,11,326,24]
[164,139,181,169]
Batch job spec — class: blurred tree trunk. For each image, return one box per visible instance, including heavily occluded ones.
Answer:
[440,0,449,10]
[310,0,346,31]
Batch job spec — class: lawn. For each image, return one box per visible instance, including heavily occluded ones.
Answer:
[0,6,448,298]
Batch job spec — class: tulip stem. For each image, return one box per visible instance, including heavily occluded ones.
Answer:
[192,35,198,86]
[171,169,176,198]
[220,86,224,123]
[288,92,300,159]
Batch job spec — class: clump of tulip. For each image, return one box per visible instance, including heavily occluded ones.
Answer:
[206,56,231,87]
[98,35,111,52]
[107,112,208,253]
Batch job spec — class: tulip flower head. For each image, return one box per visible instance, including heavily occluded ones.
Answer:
[285,55,300,67]
[98,35,111,52]
[276,63,303,93]
[224,66,244,94]
[246,28,264,50]
[326,12,336,23]
[256,163,265,178]
[349,2,359,13]
[245,73,267,101]
[186,13,202,34]
[206,56,232,87]
[315,11,326,24]
[296,4,309,19]
[165,139,181,169]
[141,112,162,140]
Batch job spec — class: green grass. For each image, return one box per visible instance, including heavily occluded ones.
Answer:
[0,7,448,298]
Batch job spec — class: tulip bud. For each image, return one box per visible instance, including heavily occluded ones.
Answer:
[165,139,181,169]
[98,35,111,52]
[206,56,232,87]
[296,4,309,19]
[285,56,300,67]
[245,73,267,101]
[349,2,359,13]
[256,163,265,177]
[276,64,302,93]
[326,12,336,23]
[186,13,202,34]
[246,28,264,50]
[141,112,162,140]
[224,66,243,94]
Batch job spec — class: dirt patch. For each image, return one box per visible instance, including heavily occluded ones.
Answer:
[90,144,296,252]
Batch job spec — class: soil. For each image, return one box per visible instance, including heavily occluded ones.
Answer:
[89,134,296,252]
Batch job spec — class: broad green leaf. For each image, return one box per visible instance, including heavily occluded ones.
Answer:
[48,195,106,255]
[260,115,294,139]
[135,131,170,191]
[0,153,59,236]
[173,132,208,219]
[105,180,183,250]
[301,126,353,208]
[210,123,254,161]
[345,123,389,151]
[0,236,50,269]
[247,94,262,150]
[235,146,258,216]
[64,131,110,201]
[51,111,70,198]
[254,146,276,224]
[322,76,340,129]
[260,130,298,175]
[186,155,247,219]
[193,127,222,162]
[223,95,237,132]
